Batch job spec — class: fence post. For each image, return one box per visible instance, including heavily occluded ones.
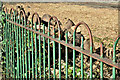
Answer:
[0,1,3,79]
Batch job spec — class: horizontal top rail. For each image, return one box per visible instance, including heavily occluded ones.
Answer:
[6,19,120,69]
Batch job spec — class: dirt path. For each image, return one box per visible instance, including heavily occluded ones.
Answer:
[3,2,119,49]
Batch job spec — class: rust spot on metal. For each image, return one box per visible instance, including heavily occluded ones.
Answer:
[27,20,30,24]
[81,75,82,78]
[100,43,103,57]
[53,61,54,66]
[24,50,27,53]
[114,35,120,42]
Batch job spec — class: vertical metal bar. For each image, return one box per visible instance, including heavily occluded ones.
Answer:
[22,17,25,78]
[17,15,19,78]
[16,15,19,78]
[113,44,116,80]
[53,26,56,79]
[24,18,27,79]
[43,24,46,78]
[18,15,22,78]
[81,36,84,79]
[11,15,14,78]
[112,65,115,79]
[35,23,37,78]
[9,14,12,77]
[48,24,50,78]
[8,14,11,77]
[73,31,75,79]
[14,14,17,78]
[59,29,61,78]
[12,13,15,78]
[90,43,93,79]
[112,37,120,80]
[31,21,34,78]
[8,15,11,77]
[3,12,5,76]
[90,56,92,79]
[28,21,30,78]
[65,32,68,79]
[100,43,103,80]
[39,24,41,78]
[5,13,9,78]
[11,15,14,77]
[2,14,4,75]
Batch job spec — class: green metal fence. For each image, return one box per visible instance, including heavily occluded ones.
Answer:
[1,7,120,79]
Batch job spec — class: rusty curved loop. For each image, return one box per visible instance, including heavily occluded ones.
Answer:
[9,8,16,20]
[4,7,8,14]
[48,16,61,37]
[2,6,5,12]
[19,9,26,21]
[113,35,120,62]
[73,21,93,52]
[19,9,27,26]
[9,8,15,14]
[31,12,41,29]
[113,35,120,50]
[16,6,21,14]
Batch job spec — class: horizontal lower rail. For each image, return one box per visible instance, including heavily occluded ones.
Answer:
[7,19,120,69]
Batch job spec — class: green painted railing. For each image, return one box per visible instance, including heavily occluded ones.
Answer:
[1,7,120,79]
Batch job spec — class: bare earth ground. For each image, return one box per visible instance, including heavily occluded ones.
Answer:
[3,2,118,49]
